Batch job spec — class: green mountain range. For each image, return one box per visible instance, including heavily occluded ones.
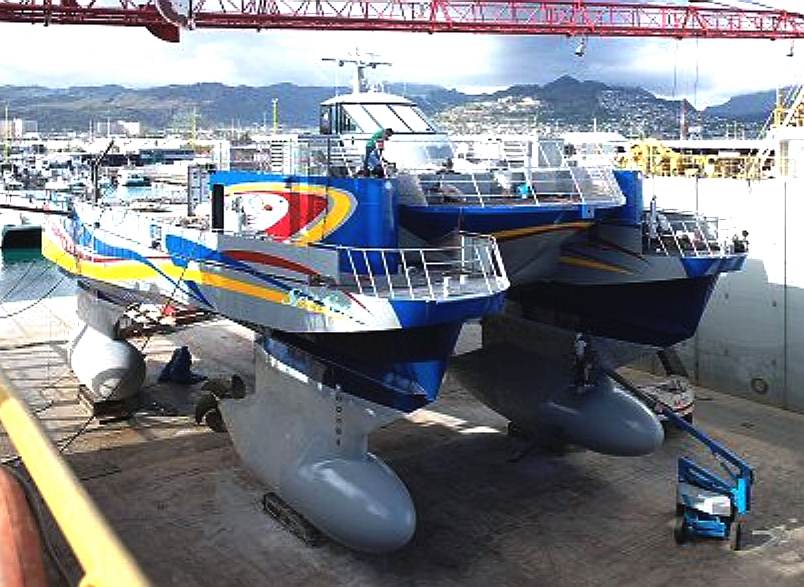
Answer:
[0,77,772,137]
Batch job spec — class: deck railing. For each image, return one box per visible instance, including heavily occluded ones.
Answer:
[408,164,623,207]
[231,134,362,177]
[0,369,151,587]
[646,211,740,257]
[0,191,73,212]
[229,134,625,207]
[315,233,508,300]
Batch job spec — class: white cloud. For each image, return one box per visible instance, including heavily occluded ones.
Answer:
[615,37,803,107]
[0,24,499,90]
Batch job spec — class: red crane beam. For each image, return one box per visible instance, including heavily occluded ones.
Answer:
[0,1,803,43]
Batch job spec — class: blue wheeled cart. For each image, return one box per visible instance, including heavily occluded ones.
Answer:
[604,368,754,550]
[665,409,753,550]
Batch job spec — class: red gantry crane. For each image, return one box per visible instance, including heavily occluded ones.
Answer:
[0,0,802,43]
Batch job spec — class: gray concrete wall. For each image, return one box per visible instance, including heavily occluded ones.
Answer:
[645,176,804,413]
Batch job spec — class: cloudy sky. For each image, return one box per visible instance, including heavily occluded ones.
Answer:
[0,0,802,107]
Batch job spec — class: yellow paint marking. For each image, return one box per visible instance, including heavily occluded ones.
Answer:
[559,255,633,275]
[493,221,592,242]
[44,235,348,318]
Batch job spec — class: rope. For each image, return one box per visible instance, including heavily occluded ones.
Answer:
[1,202,199,455]
[0,277,66,320]
[0,259,36,303]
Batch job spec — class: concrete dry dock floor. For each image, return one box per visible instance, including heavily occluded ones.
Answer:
[1,303,803,586]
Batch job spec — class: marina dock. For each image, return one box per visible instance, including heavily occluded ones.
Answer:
[1,295,802,586]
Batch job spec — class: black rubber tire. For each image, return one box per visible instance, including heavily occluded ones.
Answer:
[728,520,743,551]
[674,515,687,545]
[194,393,217,424]
[676,504,685,517]
[203,409,227,433]
[195,393,226,433]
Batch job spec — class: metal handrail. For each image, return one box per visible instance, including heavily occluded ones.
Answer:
[646,211,727,258]
[404,165,623,207]
[231,134,625,205]
[0,369,152,587]
[314,233,508,301]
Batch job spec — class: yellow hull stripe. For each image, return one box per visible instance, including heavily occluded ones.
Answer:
[43,235,291,307]
[559,255,633,275]
[493,221,592,242]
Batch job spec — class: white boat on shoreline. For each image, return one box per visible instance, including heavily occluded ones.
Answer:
[117,168,151,187]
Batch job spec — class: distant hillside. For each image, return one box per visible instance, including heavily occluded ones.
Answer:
[0,83,347,131]
[0,77,773,137]
[705,89,777,121]
[0,82,472,132]
[436,75,711,138]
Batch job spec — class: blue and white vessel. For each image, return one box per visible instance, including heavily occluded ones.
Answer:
[43,169,508,553]
[237,59,708,456]
[310,54,628,285]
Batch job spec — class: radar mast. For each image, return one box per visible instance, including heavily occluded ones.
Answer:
[322,50,391,94]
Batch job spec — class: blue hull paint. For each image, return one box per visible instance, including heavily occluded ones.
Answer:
[399,203,589,242]
[513,275,720,347]
[681,254,746,278]
[270,322,466,412]
[269,293,505,412]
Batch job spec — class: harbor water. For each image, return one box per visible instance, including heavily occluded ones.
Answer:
[0,184,180,309]
[0,248,74,309]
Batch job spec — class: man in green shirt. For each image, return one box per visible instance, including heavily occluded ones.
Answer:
[364,128,394,174]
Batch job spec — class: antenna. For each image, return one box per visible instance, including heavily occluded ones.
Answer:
[2,104,8,163]
[575,37,587,57]
[322,49,391,94]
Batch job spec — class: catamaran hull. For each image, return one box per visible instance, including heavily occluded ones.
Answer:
[496,226,585,286]
[513,275,720,348]
[512,223,748,347]
[221,338,416,553]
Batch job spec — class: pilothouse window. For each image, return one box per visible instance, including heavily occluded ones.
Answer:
[390,105,436,133]
[342,104,377,133]
[338,109,358,133]
[340,102,440,134]
[363,104,406,132]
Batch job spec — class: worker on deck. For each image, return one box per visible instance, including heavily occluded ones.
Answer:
[366,139,388,177]
[364,128,394,174]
